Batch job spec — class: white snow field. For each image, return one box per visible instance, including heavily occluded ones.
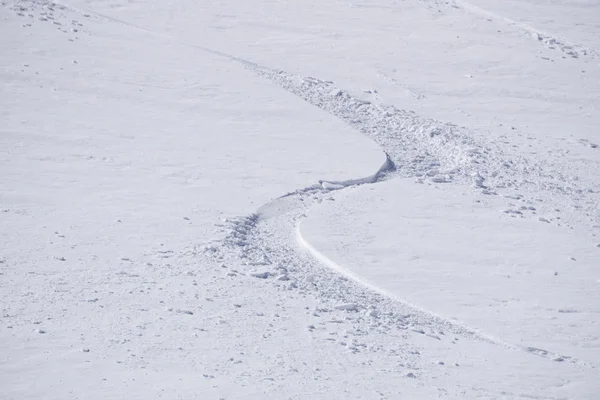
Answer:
[1,0,599,399]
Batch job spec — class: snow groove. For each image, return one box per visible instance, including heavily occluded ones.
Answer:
[202,64,594,367]
[249,70,487,186]
[295,220,504,342]
[209,190,501,346]
[295,218,589,369]
[231,61,598,234]
[208,178,588,368]
[48,1,597,368]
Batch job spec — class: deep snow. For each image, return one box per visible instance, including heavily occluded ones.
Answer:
[1,0,599,399]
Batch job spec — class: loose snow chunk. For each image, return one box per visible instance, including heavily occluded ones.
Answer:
[334,303,357,311]
[321,181,345,191]
[303,77,320,84]
[365,308,378,317]
[250,271,270,279]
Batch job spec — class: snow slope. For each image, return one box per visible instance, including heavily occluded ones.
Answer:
[2,0,600,398]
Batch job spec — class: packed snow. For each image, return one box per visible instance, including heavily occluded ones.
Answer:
[1,0,599,399]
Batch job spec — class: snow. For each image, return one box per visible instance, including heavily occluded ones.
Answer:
[300,179,600,368]
[2,0,600,398]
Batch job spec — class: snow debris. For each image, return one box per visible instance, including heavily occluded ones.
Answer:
[334,303,358,311]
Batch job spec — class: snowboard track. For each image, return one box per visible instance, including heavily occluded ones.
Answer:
[47,0,598,370]
[201,61,595,369]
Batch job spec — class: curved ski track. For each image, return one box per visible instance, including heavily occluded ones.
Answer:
[51,0,599,370]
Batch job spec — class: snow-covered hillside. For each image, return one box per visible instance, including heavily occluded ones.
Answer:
[1,0,599,399]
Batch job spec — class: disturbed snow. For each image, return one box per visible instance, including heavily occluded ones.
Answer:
[2,0,600,399]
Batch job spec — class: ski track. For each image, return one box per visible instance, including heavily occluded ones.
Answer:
[11,0,599,371]
[195,47,597,368]
[449,0,600,60]
[409,0,599,59]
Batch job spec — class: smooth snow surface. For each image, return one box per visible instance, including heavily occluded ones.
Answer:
[1,0,599,398]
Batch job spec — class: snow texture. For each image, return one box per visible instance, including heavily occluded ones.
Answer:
[2,0,599,399]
